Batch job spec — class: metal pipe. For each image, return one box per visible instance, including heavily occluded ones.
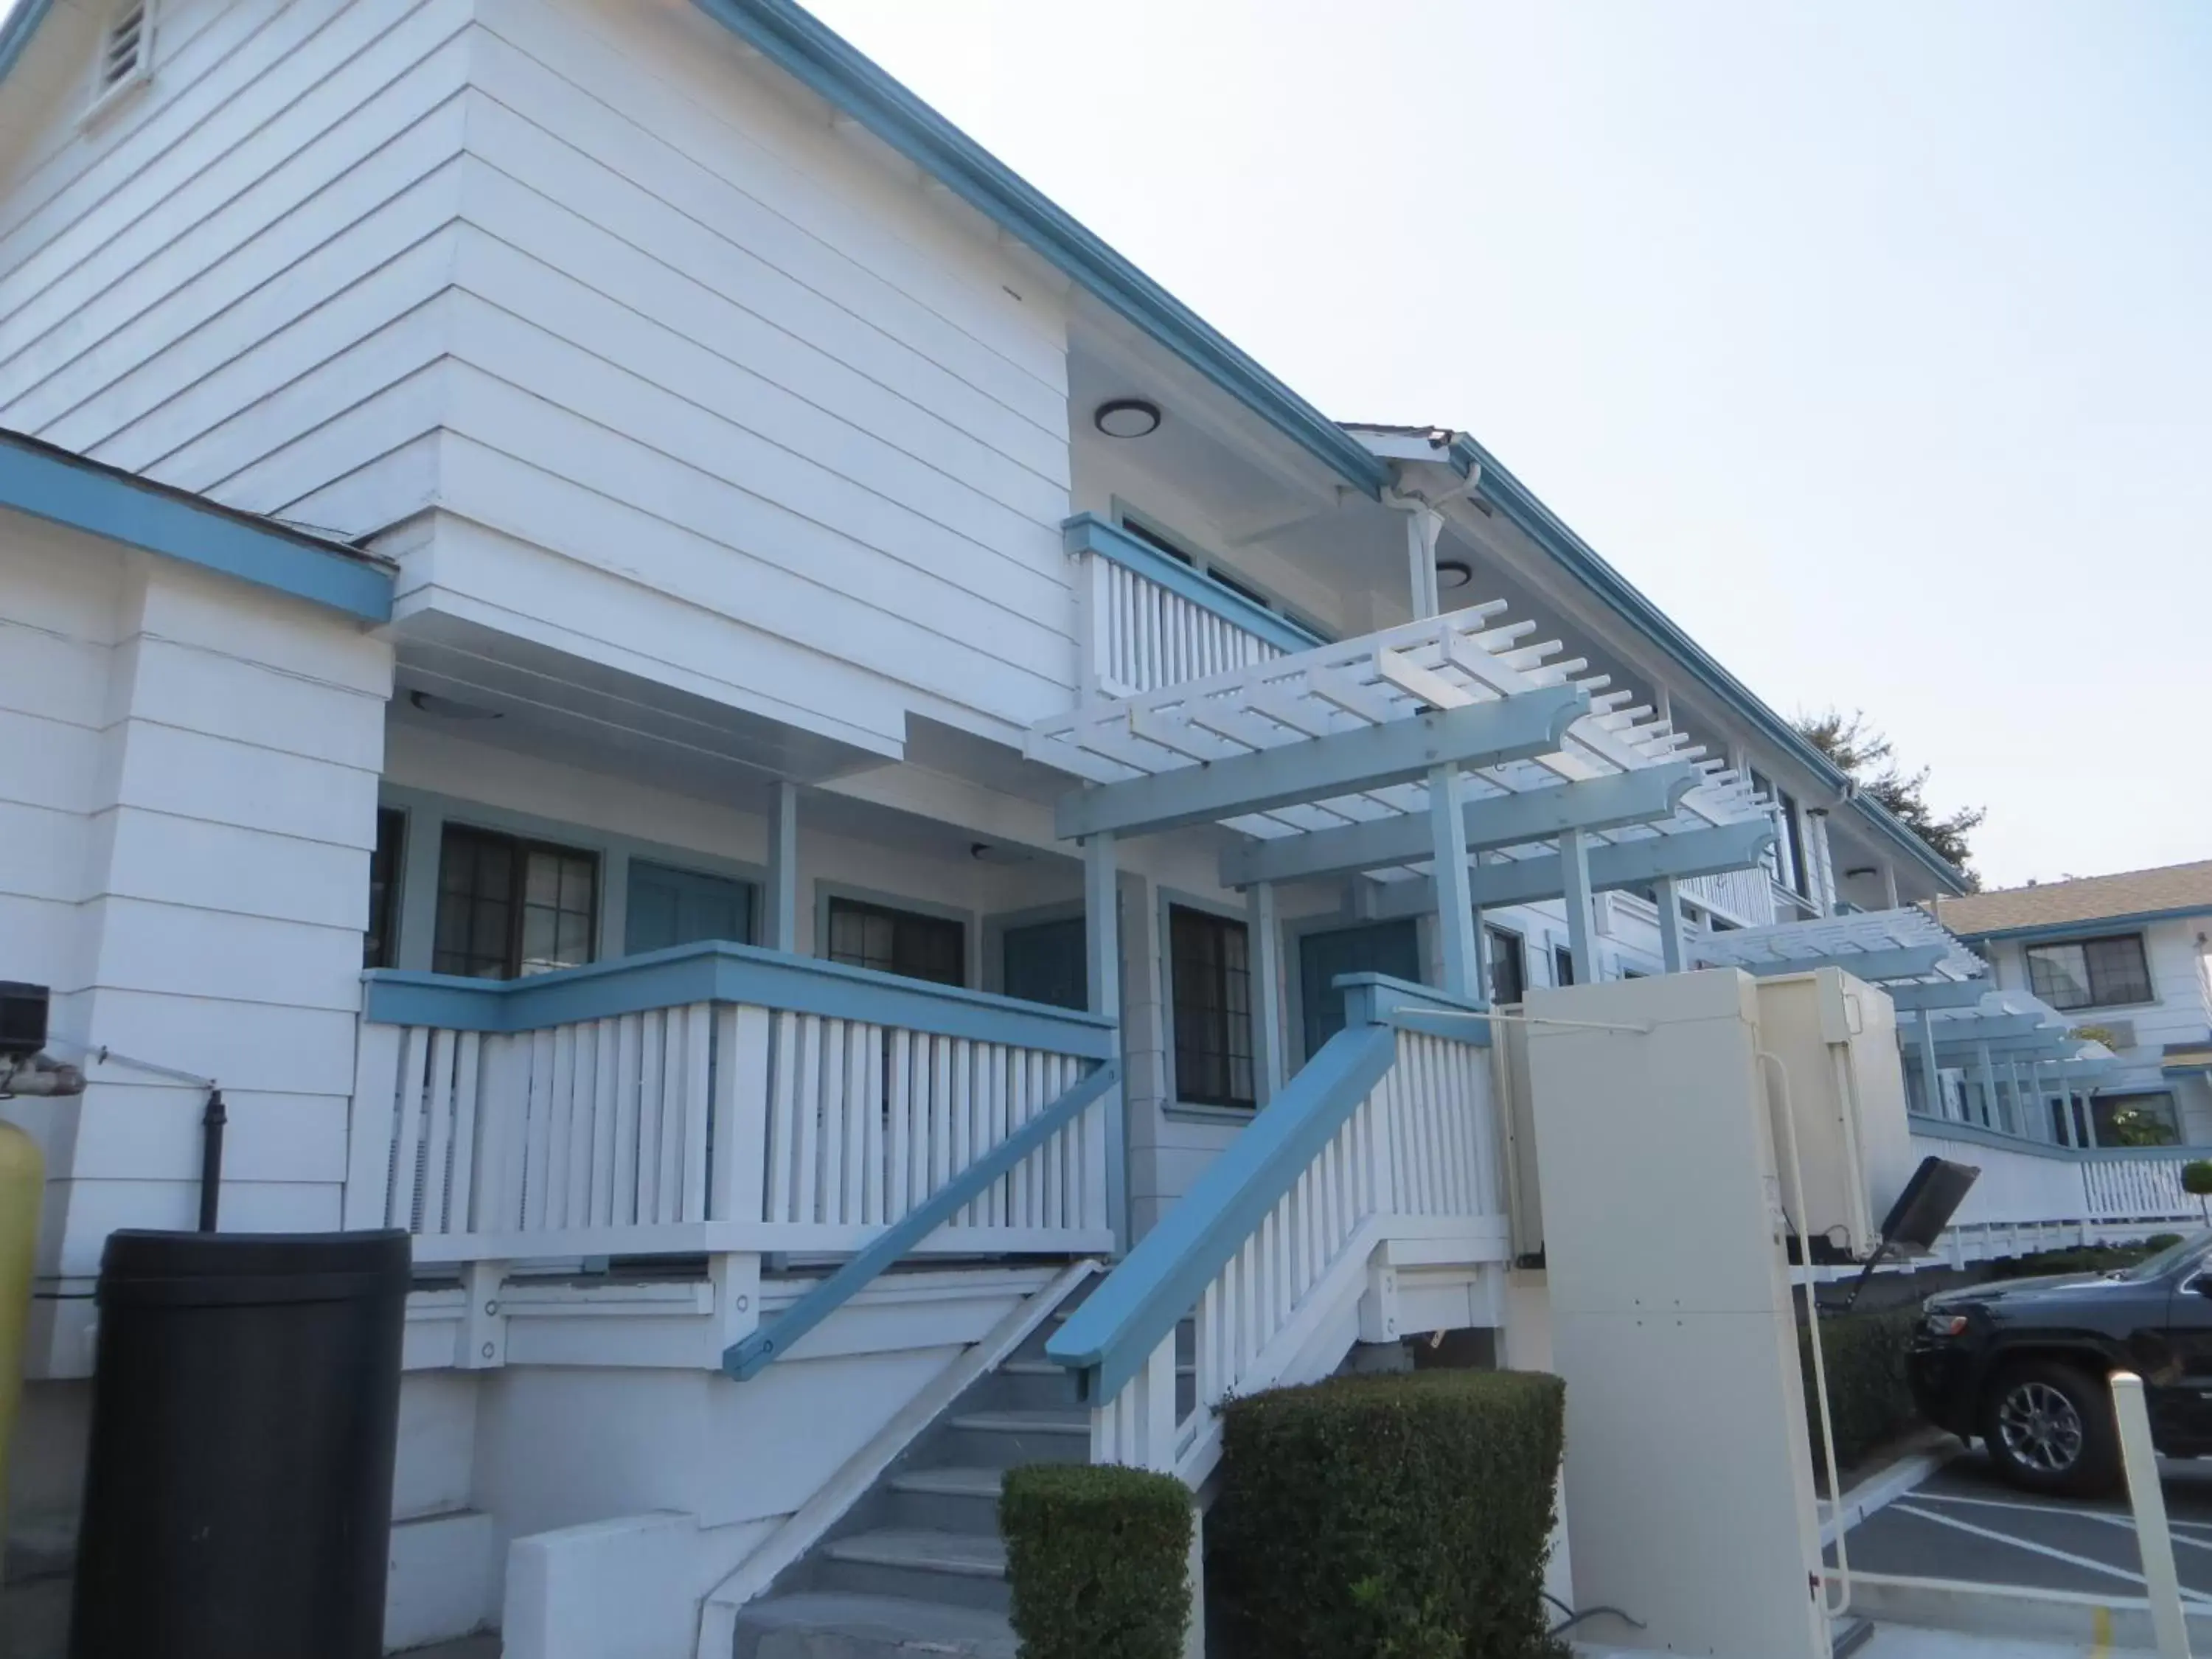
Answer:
[198,1088,226,1233]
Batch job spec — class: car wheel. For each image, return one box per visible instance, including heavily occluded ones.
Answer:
[1979,1360,2121,1497]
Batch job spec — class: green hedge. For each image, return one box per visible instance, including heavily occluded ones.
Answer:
[1801,1307,1920,1472]
[1209,1369,1566,1659]
[1986,1240,2173,1280]
[1001,1463,1191,1659]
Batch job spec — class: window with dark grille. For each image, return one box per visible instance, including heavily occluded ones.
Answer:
[2025,934,2154,1011]
[1553,945,1576,987]
[1486,925,1526,1006]
[433,824,597,979]
[1170,905,1253,1108]
[827,897,965,987]
[2093,1089,2180,1147]
[364,807,406,969]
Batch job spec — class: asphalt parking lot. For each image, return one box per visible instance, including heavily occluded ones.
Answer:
[1837,1448,2212,1602]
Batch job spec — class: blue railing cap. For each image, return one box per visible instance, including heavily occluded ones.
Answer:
[362,939,1116,1057]
[1062,512,1326,657]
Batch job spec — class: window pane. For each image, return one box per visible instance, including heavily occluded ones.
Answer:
[1554,945,1576,988]
[365,808,405,969]
[2083,936,2152,1006]
[827,898,964,987]
[1170,906,1254,1109]
[1488,928,1526,1005]
[1780,793,1810,899]
[2025,943,2093,1010]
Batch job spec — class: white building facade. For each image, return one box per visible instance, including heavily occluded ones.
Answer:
[2,3,2180,1655]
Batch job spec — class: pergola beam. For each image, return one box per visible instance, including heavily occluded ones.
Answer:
[1729,944,1949,984]
[1370,820,1775,917]
[1886,980,1993,1012]
[1054,684,1590,841]
[1218,760,1700,888]
[1901,1013,2056,1045]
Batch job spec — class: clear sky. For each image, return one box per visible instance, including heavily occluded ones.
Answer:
[801,0,2210,892]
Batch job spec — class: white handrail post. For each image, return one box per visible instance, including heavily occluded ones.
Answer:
[1252,881,1285,1105]
[1085,830,1126,1252]
[2112,1370,2193,1659]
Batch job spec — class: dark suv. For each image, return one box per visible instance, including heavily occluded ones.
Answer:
[1911,1231,2212,1495]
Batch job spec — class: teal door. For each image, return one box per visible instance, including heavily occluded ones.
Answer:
[1001,917,1087,1010]
[1299,919,1422,1058]
[625,861,754,955]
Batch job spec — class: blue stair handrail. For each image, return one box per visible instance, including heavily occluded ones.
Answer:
[723,1060,1122,1380]
[1046,974,1491,1405]
[1046,1023,1397,1403]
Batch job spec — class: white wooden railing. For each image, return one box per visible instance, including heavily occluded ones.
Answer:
[1065,512,1317,698]
[347,947,1121,1267]
[1682,865,1776,929]
[1048,978,1509,1485]
[1907,1121,2205,1260]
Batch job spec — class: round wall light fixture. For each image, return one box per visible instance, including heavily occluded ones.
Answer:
[1093,398,1161,439]
[1436,558,1475,591]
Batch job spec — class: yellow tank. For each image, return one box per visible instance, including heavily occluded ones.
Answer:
[0,1118,43,1532]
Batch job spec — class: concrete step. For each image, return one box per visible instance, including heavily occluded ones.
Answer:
[817,1528,1009,1613]
[939,1409,1089,1468]
[732,1591,1015,1659]
[883,1465,1004,1533]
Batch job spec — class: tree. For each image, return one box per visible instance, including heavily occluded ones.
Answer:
[1794,709,1986,884]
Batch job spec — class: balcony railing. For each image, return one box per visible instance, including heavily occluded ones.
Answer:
[1681,865,1775,929]
[1905,1117,2204,1259]
[1065,512,1322,698]
[347,944,1121,1267]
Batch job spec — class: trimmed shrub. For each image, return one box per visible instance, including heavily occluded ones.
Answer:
[1001,1463,1191,1659]
[1988,1243,2160,1280]
[1209,1368,1566,1659]
[1801,1307,1920,1473]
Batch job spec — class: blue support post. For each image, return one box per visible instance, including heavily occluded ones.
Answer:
[768,782,799,953]
[1559,827,1596,985]
[1252,880,1284,1105]
[1429,764,1477,999]
[1655,876,1686,974]
[1086,831,1127,1251]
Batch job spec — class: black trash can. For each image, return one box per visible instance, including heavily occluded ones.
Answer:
[70,1229,411,1659]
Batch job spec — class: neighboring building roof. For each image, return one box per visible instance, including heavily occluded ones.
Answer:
[0,428,395,622]
[1935,860,2212,939]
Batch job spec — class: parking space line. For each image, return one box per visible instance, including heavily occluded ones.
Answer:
[1890,1502,2212,1604]
[1910,1488,2212,1534]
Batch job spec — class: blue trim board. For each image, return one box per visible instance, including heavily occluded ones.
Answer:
[1337,973,1492,1046]
[0,0,55,83]
[1909,1112,2212,1164]
[1070,512,1326,653]
[726,1060,1119,1379]
[1453,434,1965,895]
[1951,906,2212,946]
[0,429,393,622]
[689,1,1391,501]
[362,939,1119,1057]
[1048,1021,1399,1400]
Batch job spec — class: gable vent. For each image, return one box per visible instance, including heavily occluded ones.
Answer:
[88,2,150,114]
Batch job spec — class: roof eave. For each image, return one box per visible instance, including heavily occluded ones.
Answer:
[693,0,1391,501]
[0,0,55,84]
[1945,904,2212,945]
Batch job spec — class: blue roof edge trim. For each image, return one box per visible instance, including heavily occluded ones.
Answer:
[1456,434,1966,894]
[1947,905,2212,946]
[0,0,56,84]
[1064,512,1325,655]
[689,0,1391,501]
[0,431,393,622]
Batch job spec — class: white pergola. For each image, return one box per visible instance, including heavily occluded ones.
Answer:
[1691,905,2121,1143]
[1025,601,1775,1093]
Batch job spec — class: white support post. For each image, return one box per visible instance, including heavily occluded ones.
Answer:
[1429,765,1478,998]
[768,782,799,953]
[1085,832,1126,1251]
[1252,881,1285,1105]
[2112,1371,2193,1659]
[2057,1083,2079,1148]
[1470,902,1493,1010]
[1655,876,1686,974]
[1881,863,1901,911]
[1558,827,1596,986]
[1808,811,1837,918]
[1919,1012,1943,1119]
[1976,1042,1997,1129]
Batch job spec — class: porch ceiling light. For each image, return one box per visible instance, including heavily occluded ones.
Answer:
[1093,398,1161,439]
[408,689,503,721]
[1435,558,1474,591]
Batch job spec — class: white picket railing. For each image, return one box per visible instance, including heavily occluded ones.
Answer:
[1052,981,1509,1485]
[1065,513,1317,698]
[1681,865,1775,928]
[347,947,1120,1266]
[1907,1124,2205,1259]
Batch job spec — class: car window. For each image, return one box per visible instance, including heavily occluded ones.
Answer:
[2109,1231,2212,1283]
